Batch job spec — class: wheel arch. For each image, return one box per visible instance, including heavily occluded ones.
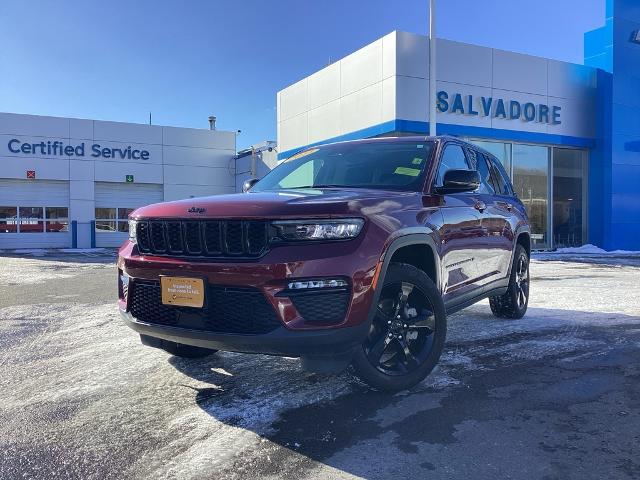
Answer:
[516,231,531,257]
[366,232,441,323]
[387,242,439,289]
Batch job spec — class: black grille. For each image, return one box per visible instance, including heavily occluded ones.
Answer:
[290,290,351,324]
[128,281,281,334]
[150,222,167,252]
[136,220,269,258]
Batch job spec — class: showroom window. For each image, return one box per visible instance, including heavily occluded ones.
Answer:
[0,207,18,233]
[95,208,134,232]
[45,207,70,233]
[0,206,68,233]
[467,137,588,250]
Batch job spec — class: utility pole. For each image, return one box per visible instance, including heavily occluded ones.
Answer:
[429,0,437,136]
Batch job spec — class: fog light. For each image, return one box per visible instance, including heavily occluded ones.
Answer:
[287,278,348,290]
[119,271,130,300]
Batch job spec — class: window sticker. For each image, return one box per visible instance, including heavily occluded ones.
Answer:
[286,148,319,162]
[417,144,424,148]
[412,157,423,165]
[394,167,421,177]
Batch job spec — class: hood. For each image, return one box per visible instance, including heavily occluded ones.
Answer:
[132,188,420,220]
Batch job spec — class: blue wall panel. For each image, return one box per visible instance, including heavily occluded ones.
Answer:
[586,0,640,250]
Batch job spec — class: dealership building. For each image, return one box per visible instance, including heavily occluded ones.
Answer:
[277,0,640,251]
[0,112,239,249]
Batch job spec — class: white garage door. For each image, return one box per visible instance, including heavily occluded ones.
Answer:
[94,182,164,248]
[0,179,71,249]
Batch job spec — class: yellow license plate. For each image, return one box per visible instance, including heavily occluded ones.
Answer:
[161,277,205,308]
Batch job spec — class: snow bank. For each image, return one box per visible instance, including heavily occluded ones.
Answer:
[548,244,639,255]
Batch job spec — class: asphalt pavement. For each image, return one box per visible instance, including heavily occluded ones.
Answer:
[0,250,639,480]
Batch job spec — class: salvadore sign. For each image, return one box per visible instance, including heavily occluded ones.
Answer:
[6,138,150,160]
[437,91,562,125]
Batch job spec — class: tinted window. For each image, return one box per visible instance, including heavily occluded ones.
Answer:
[487,155,512,195]
[253,142,435,192]
[475,153,496,194]
[436,144,470,185]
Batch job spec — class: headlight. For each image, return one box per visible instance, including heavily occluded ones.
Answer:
[128,220,137,244]
[273,218,364,241]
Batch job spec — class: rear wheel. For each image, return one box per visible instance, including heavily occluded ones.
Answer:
[489,244,530,319]
[351,263,446,391]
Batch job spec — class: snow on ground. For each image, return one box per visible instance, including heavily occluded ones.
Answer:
[0,254,639,479]
[0,256,113,286]
[547,243,639,255]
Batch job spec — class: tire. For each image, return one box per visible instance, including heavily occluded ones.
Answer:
[351,262,447,391]
[160,340,217,359]
[489,244,530,319]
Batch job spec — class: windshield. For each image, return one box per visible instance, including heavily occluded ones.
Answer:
[252,141,435,192]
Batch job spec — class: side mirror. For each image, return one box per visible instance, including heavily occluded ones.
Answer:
[242,177,260,193]
[436,169,480,194]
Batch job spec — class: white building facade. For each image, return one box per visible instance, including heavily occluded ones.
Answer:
[0,112,237,249]
[277,31,606,250]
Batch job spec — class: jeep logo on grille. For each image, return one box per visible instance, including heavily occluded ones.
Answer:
[188,207,206,214]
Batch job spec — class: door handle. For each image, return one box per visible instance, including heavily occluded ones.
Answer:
[474,201,487,212]
[497,201,513,211]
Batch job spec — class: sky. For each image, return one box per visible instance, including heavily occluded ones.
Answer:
[0,0,604,150]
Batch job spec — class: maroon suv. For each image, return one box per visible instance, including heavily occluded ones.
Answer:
[117,136,530,391]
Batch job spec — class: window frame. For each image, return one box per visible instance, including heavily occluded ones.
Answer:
[0,205,68,234]
[95,207,134,233]
[487,154,514,197]
[44,206,69,233]
[433,141,473,190]
[471,150,497,195]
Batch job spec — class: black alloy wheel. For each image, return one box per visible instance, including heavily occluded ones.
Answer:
[365,281,437,376]
[489,244,530,319]
[351,262,446,391]
[514,253,529,310]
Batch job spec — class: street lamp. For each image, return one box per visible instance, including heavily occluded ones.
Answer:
[429,0,437,136]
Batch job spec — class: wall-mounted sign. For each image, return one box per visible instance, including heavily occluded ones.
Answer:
[26,170,36,179]
[436,91,562,125]
[126,175,134,183]
[7,139,150,160]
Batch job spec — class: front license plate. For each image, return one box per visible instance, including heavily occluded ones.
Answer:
[161,277,205,308]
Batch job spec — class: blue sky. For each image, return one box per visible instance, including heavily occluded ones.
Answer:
[0,0,604,149]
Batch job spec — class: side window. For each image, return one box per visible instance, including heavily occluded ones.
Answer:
[487,156,511,195]
[436,144,470,185]
[475,153,496,195]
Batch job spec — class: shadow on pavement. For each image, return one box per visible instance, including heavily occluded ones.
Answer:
[168,306,640,479]
[0,250,117,264]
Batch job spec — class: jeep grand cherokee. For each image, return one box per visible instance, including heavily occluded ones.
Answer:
[117,136,530,391]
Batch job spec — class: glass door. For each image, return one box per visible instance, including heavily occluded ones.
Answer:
[512,144,550,249]
[552,148,587,248]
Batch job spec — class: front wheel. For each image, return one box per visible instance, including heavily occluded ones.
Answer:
[351,263,447,391]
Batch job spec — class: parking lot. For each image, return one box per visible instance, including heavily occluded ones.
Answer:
[0,250,639,480]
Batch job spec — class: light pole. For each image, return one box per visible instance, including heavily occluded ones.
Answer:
[429,0,437,136]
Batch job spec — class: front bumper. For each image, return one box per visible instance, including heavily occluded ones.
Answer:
[117,238,380,331]
[120,309,370,358]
